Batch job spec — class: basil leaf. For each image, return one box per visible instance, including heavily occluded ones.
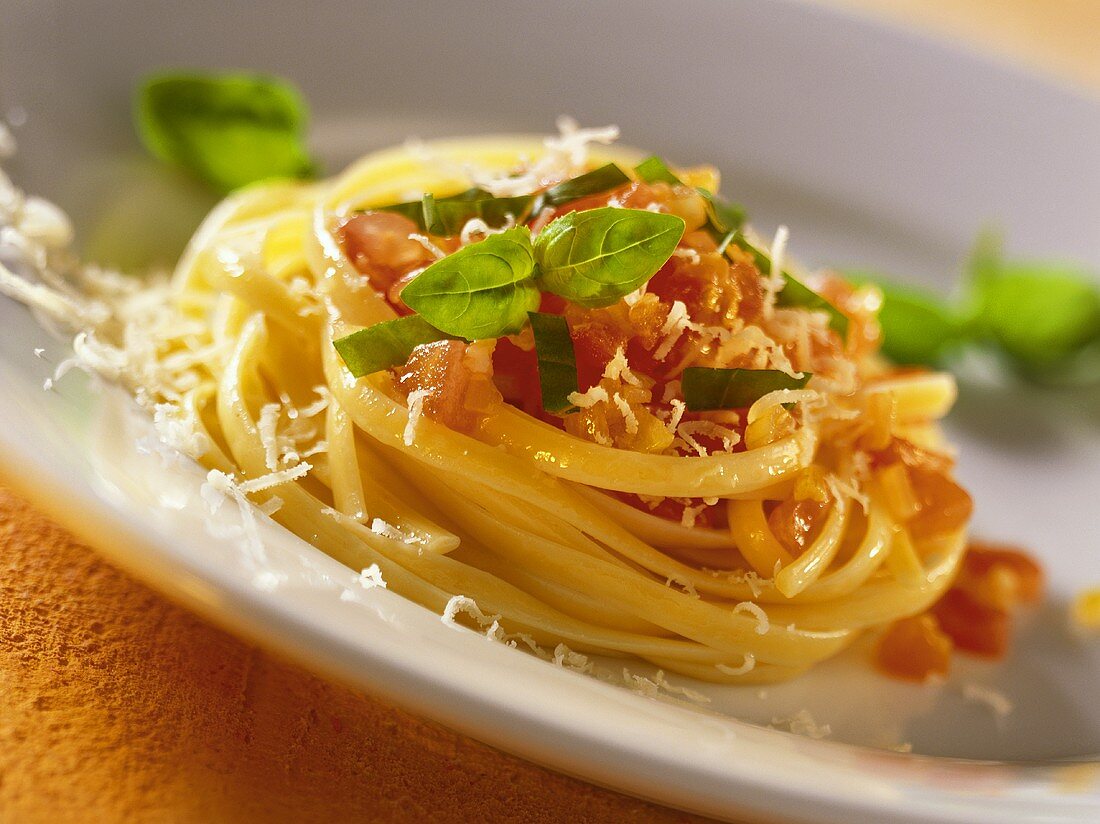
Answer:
[135,72,316,193]
[534,207,685,308]
[681,367,811,412]
[974,265,1100,372]
[730,235,849,337]
[698,188,746,236]
[847,272,964,366]
[529,312,579,413]
[400,226,540,339]
[333,315,452,377]
[634,156,682,185]
[532,163,631,212]
[377,188,533,236]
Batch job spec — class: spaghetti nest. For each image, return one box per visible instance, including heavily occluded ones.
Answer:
[159,135,970,683]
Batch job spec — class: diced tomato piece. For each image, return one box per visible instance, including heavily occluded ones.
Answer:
[393,338,484,433]
[931,588,1010,658]
[961,543,1044,604]
[570,320,627,391]
[875,614,953,682]
[491,337,542,417]
[767,497,830,557]
[729,260,765,324]
[340,212,435,294]
[646,253,741,327]
[905,467,973,539]
[538,292,568,315]
[541,182,637,219]
[951,542,1045,612]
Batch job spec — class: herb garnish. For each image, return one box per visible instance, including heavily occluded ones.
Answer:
[377,188,534,236]
[529,312,580,413]
[633,156,746,238]
[534,207,685,308]
[731,235,849,337]
[853,233,1100,384]
[333,315,453,377]
[681,367,811,411]
[135,72,317,193]
[531,163,632,213]
[400,227,540,339]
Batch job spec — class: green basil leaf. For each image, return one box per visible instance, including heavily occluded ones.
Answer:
[846,272,964,366]
[532,163,631,212]
[333,315,452,377]
[534,207,685,308]
[400,226,539,339]
[974,265,1100,371]
[681,367,811,412]
[529,312,579,413]
[634,156,682,185]
[698,188,746,236]
[377,188,533,236]
[135,72,316,193]
[729,235,849,337]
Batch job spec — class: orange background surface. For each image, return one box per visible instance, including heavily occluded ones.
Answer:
[2,3,1098,822]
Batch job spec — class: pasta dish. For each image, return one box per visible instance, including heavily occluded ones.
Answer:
[3,123,1042,683]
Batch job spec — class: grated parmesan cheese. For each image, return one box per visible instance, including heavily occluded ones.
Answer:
[653,300,690,361]
[441,594,499,629]
[611,392,639,435]
[357,563,388,590]
[465,117,619,198]
[962,683,1014,718]
[404,388,430,446]
[760,224,789,317]
[602,346,641,386]
[664,576,700,598]
[552,643,595,674]
[733,601,770,635]
[824,472,870,514]
[621,668,710,704]
[408,233,446,260]
[258,402,282,471]
[566,384,609,409]
[680,503,706,528]
[716,654,756,677]
[459,215,515,245]
[771,708,831,739]
[728,570,768,598]
[664,398,686,436]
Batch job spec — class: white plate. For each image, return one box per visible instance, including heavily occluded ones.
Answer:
[2,2,1099,821]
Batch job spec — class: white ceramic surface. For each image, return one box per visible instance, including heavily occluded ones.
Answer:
[2,2,1099,822]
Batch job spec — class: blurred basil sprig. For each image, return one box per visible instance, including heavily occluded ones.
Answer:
[135,72,318,192]
[851,233,1100,385]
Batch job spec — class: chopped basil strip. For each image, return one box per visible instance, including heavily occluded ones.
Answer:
[730,235,849,337]
[681,367,811,412]
[377,188,533,236]
[534,207,685,308]
[532,163,631,213]
[846,272,965,366]
[634,156,682,185]
[400,226,539,339]
[528,312,580,414]
[633,156,745,237]
[333,315,452,377]
[135,72,317,193]
[698,188,746,236]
